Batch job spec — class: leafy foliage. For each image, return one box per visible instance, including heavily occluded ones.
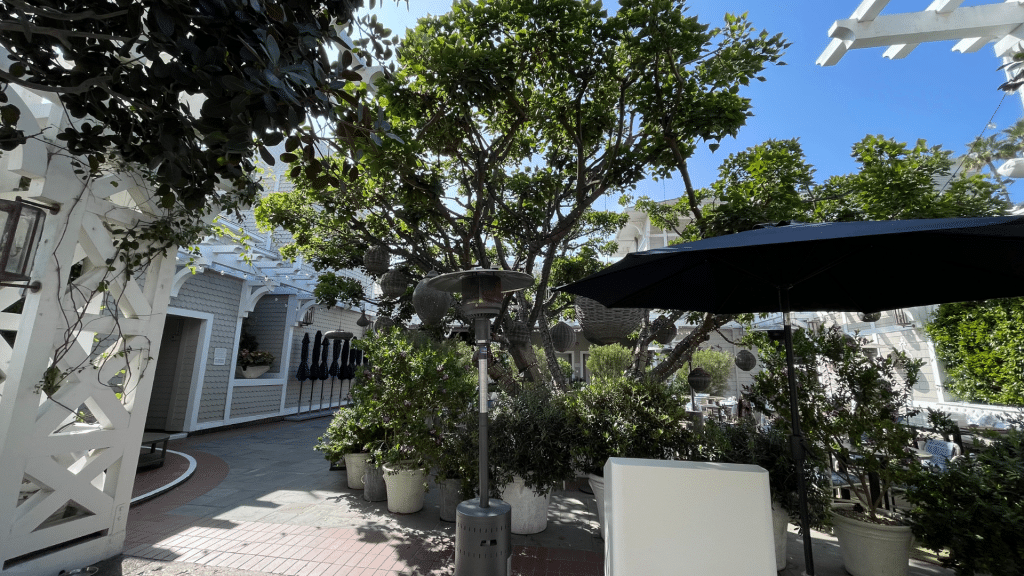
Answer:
[926,298,1024,407]
[745,326,922,523]
[586,344,634,383]
[314,407,362,463]
[490,385,576,495]
[352,329,476,469]
[256,0,787,388]
[674,348,734,397]
[906,430,1024,576]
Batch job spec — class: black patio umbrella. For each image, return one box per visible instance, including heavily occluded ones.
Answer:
[328,338,341,408]
[318,337,330,409]
[310,331,323,412]
[296,333,310,413]
[559,215,1024,575]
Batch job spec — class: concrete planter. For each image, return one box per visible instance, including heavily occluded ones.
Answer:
[588,473,606,539]
[362,463,387,502]
[500,475,551,534]
[382,463,427,514]
[439,478,462,522]
[832,504,913,576]
[772,503,789,571]
[236,365,270,379]
[344,452,370,490]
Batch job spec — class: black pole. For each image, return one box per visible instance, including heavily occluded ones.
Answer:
[781,287,814,576]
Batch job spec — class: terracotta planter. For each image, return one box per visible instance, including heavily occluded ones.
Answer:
[831,504,913,576]
[237,365,270,379]
[362,463,387,502]
[439,478,462,522]
[588,473,606,539]
[772,503,789,571]
[344,452,370,490]
[500,475,551,534]
[382,463,427,514]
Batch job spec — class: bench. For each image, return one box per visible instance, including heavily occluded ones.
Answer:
[138,432,170,470]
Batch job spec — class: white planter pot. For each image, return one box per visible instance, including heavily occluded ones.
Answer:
[500,475,551,534]
[588,473,606,539]
[832,504,913,576]
[771,503,789,572]
[382,463,427,514]
[236,365,270,379]
[344,452,370,490]
[439,478,462,522]
[363,463,387,502]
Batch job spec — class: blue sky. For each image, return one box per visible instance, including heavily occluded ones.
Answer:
[369,0,1024,205]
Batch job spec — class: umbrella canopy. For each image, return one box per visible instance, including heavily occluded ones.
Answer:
[562,216,1024,314]
[295,333,310,382]
[559,215,1024,576]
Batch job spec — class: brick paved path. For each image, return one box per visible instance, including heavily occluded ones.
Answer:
[123,418,603,576]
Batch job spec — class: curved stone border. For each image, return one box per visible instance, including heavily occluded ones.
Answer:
[130,450,197,506]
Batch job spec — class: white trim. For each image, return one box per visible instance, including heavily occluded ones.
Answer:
[191,407,306,431]
[229,376,287,387]
[129,450,196,504]
[927,340,947,404]
[168,307,214,433]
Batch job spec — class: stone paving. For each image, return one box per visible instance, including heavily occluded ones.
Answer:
[108,417,954,576]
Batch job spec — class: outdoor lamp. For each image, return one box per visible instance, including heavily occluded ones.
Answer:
[426,267,533,576]
[0,197,58,292]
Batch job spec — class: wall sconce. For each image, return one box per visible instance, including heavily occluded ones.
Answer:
[0,197,58,292]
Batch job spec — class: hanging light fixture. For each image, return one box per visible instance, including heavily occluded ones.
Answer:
[356,309,370,328]
[0,197,58,292]
[412,270,451,325]
[735,349,757,371]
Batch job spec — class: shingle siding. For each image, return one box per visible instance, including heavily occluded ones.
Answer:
[230,385,286,417]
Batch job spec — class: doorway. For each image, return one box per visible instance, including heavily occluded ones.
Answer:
[145,314,201,432]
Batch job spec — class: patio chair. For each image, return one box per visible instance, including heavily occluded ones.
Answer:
[921,438,961,473]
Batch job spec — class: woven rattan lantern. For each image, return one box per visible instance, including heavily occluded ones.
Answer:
[507,321,530,345]
[575,295,643,346]
[364,245,390,275]
[687,367,712,393]
[858,311,882,323]
[380,269,408,299]
[735,349,757,371]
[413,271,451,325]
[551,321,576,352]
[653,319,677,345]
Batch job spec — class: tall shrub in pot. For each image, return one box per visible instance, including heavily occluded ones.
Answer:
[745,326,922,576]
[353,329,476,513]
[490,384,575,534]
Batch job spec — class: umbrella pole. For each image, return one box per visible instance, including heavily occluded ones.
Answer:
[781,288,814,576]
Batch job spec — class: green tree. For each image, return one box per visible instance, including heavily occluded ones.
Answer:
[675,348,733,396]
[925,298,1024,406]
[587,344,634,382]
[257,0,786,388]
[0,0,394,241]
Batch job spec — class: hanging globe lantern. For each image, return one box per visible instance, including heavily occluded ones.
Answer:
[575,295,643,346]
[364,245,390,275]
[653,319,677,345]
[551,321,576,353]
[507,321,530,345]
[412,271,451,325]
[735,350,757,371]
[858,311,882,323]
[687,367,712,393]
[380,269,408,299]
[373,316,396,333]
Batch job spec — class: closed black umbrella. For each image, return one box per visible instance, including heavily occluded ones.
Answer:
[318,336,330,409]
[310,331,322,412]
[328,338,341,408]
[560,215,1024,576]
[296,333,310,413]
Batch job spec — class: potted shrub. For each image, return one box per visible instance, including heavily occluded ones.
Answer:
[490,384,575,534]
[314,406,384,489]
[905,429,1024,576]
[236,329,274,378]
[746,326,922,576]
[435,403,478,522]
[564,374,685,538]
[716,418,832,571]
[354,329,475,514]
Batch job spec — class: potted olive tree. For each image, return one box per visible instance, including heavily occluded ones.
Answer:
[354,329,475,514]
[314,406,384,489]
[490,384,575,534]
[564,375,685,538]
[435,403,478,522]
[746,326,922,576]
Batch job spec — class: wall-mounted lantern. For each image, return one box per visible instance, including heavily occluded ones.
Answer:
[0,197,59,292]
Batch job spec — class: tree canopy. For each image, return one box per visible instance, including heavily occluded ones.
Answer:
[256,0,787,387]
[0,0,393,224]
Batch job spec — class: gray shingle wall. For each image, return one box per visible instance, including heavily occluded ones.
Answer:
[167,318,201,430]
[230,385,285,417]
[169,270,244,423]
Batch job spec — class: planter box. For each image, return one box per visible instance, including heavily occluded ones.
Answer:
[237,365,270,379]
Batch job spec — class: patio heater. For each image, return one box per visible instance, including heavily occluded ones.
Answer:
[426,267,533,576]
